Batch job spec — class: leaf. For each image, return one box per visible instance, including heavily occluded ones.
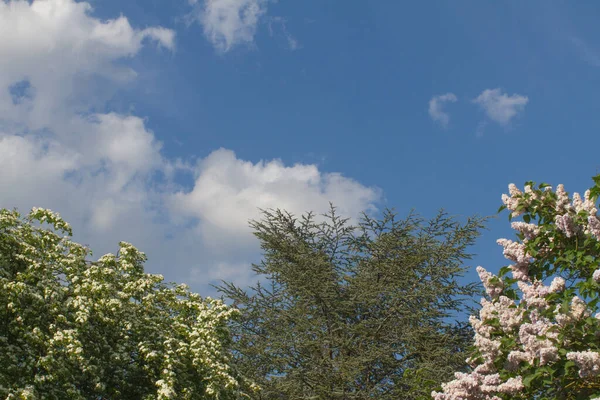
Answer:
[522,374,536,388]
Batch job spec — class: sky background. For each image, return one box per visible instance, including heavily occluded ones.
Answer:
[2,0,600,297]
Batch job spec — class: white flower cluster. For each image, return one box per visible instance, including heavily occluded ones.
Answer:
[0,208,250,399]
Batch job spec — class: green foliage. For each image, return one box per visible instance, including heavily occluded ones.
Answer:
[219,205,487,399]
[0,207,250,399]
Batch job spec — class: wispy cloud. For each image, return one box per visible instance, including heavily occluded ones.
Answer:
[428,93,458,128]
[473,88,528,126]
[570,35,600,67]
[188,0,268,52]
[267,16,299,51]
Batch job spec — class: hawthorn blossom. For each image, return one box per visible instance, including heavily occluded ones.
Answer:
[0,208,252,398]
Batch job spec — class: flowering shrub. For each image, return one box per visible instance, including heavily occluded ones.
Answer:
[433,177,600,400]
[0,208,252,399]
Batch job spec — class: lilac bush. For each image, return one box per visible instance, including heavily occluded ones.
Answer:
[433,177,600,400]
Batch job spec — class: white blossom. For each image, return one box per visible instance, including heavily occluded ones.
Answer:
[0,208,252,398]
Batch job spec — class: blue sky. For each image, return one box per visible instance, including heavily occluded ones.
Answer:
[2,0,600,296]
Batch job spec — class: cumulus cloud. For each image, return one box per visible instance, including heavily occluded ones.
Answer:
[0,0,379,293]
[0,1,179,294]
[188,0,267,52]
[473,88,529,125]
[0,0,175,131]
[428,93,458,127]
[0,0,171,210]
[168,148,380,249]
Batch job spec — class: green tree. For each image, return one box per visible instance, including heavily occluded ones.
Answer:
[0,207,253,399]
[219,206,487,399]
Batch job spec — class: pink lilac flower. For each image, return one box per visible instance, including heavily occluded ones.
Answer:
[502,184,525,217]
[587,216,600,241]
[432,364,523,400]
[477,266,504,298]
[524,185,539,200]
[516,277,564,310]
[497,239,530,265]
[549,277,566,293]
[517,317,559,366]
[509,184,522,197]
[555,214,578,238]
[477,297,523,334]
[497,239,531,281]
[582,190,598,215]
[506,351,528,371]
[555,296,590,327]
[435,181,600,400]
[572,192,583,213]
[555,184,570,213]
[571,296,589,319]
[496,376,524,394]
[518,281,551,309]
[511,221,540,241]
[566,351,600,378]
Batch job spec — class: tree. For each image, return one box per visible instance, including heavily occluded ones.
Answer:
[0,207,253,399]
[219,205,487,399]
[433,177,600,400]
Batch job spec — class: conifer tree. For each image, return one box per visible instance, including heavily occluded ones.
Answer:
[219,206,487,399]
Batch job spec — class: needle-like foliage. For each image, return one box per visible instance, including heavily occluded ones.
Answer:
[219,205,487,399]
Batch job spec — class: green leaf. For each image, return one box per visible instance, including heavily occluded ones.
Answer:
[522,374,536,388]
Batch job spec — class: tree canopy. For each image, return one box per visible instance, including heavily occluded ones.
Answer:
[219,206,487,399]
[0,207,251,399]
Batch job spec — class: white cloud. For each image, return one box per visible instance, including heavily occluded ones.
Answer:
[429,93,458,128]
[0,0,379,294]
[473,88,529,125]
[267,16,299,51]
[168,148,381,250]
[0,0,174,278]
[428,93,457,128]
[189,0,267,52]
[0,0,175,131]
